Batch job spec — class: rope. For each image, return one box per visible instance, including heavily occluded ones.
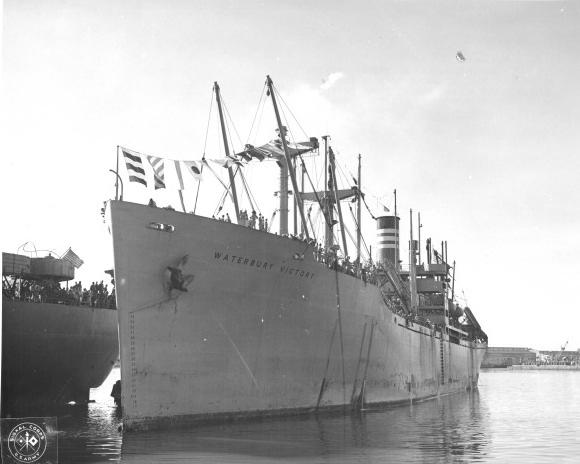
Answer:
[247,83,267,145]
[194,89,215,213]
[332,151,382,221]
[202,90,214,156]
[348,204,372,261]
[254,98,267,146]
[298,154,333,230]
[213,187,228,218]
[221,95,263,216]
[222,97,244,151]
[239,168,258,213]
[275,86,310,140]
[337,154,358,188]
[312,209,324,242]
[211,166,253,218]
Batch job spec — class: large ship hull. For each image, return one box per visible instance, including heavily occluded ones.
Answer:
[109,201,486,430]
[1,301,119,416]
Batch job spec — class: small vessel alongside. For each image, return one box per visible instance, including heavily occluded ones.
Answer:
[107,76,488,431]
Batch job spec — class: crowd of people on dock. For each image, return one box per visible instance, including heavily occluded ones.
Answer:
[3,278,116,309]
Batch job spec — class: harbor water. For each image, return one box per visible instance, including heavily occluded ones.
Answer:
[45,368,580,463]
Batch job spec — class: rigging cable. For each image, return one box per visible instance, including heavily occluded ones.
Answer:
[213,185,228,218]
[333,149,383,220]
[335,202,362,258]
[274,91,323,238]
[312,208,324,243]
[298,154,333,230]
[247,83,267,145]
[211,90,253,217]
[222,96,245,150]
[239,168,258,214]
[221,95,260,214]
[253,97,268,146]
[194,88,214,214]
[305,205,317,242]
[275,87,310,140]
[348,204,372,262]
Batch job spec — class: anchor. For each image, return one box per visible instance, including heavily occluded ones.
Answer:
[164,255,194,295]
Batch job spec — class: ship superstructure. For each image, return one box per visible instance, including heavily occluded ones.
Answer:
[107,76,487,430]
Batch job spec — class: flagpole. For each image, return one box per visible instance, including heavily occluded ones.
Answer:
[178,190,186,213]
[193,164,204,214]
[115,146,120,201]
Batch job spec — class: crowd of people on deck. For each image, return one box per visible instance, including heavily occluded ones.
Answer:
[3,278,116,309]
[215,210,270,232]
[211,211,385,283]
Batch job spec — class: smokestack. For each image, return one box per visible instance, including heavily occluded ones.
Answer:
[376,215,400,269]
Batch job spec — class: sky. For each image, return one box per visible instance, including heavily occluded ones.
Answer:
[2,0,579,351]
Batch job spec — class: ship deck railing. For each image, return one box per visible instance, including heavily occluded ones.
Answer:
[2,292,117,310]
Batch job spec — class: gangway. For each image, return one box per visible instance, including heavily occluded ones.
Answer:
[376,260,411,313]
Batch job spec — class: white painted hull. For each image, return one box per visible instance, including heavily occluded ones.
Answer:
[109,201,486,430]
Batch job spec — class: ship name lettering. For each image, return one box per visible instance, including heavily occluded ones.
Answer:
[214,251,312,278]
[214,251,275,271]
[279,265,314,279]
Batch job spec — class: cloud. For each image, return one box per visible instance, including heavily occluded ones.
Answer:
[421,85,446,105]
[320,72,345,90]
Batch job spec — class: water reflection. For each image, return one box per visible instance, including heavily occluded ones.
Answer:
[52,370,580,463]
[119,391,490,463]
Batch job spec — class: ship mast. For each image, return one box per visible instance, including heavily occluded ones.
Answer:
[409,209,418,312]
[323,136,333,250]
[418,212,421,265]
[356,154,362,263]
[451,260,456,301]
[214,82,240,223]
[293,158,298,236]
[301,166,305,234]
[394,189,398,270]
[330,147,348,257]
[266,76,309,238]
